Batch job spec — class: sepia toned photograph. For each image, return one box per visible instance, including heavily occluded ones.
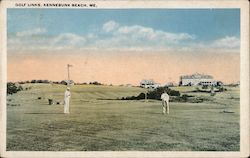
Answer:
[0,0,249,157]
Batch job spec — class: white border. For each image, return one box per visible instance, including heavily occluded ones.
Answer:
[0,0,249,157]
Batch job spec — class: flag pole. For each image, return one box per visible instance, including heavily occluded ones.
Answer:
[67,64,70,81]
[67,64,73,86]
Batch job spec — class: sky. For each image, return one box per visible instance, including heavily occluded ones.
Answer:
[7,9,240,85]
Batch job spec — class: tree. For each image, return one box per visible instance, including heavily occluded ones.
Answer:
[31,80,36,83]
[89,81,102,85]
[123,86,180,100]
[147,86,180,100]
[7,82,23,95]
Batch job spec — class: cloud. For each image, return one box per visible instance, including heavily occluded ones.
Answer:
[8,22,240,52]
[9,29,86,50]
[183,36,240,52]
[116,25,195,43]
[101,21,195,47]
[102,21,120,32]
[16,28,47,37]
[212,36,240,49]
[52,33,86,46]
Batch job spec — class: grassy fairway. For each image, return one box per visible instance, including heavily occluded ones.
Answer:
[7,84,239,151]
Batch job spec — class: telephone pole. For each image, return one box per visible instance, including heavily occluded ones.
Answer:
[67,64,73,86]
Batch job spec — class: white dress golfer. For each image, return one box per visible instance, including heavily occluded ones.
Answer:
[161,92,169,114]
[64,88,71,114]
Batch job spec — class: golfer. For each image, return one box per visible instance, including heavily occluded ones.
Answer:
[64,87,71,114]
[161,91,170,114]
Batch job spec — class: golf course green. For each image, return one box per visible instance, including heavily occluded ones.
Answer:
[7,84,240,151]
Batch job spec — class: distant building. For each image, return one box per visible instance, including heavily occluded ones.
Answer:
[236,81,240,86]
[61,80,75,85]
[179,73,221,86]
[165,82,176,87]
[140,79,160,89]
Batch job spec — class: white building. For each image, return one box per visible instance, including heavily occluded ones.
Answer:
[180,73,218,86]
[61,80,75,85]
[140,79,160,89]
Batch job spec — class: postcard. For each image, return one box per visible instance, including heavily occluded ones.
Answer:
[0,0,249,157]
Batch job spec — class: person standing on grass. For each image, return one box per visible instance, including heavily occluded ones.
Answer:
[64,87,71,114]
[161,91,170,114]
